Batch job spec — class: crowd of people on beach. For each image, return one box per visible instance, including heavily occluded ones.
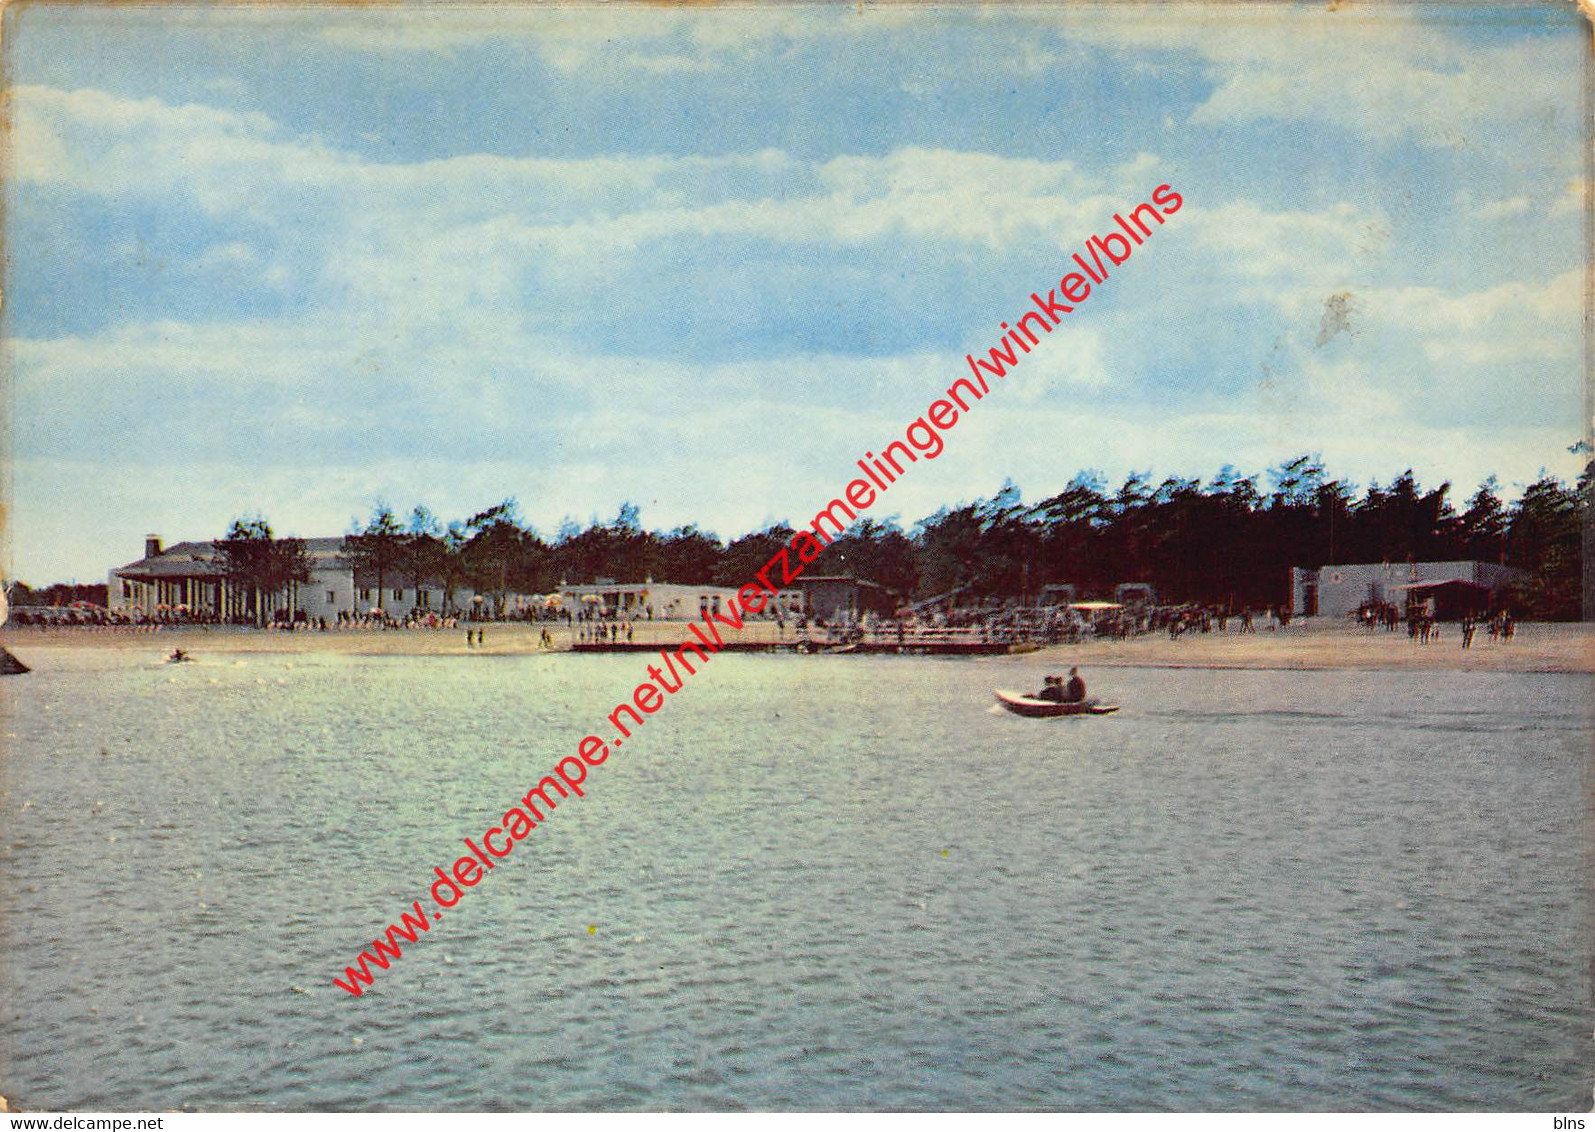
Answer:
[5,603,484,633]
[777,601,1294,649]
[6,604,200,629]
[9,594,1524,656]
[1155,604,1285,638]
[1456,610,1514,649]
[1355,600,1517,648]
[577,619,637,645]
[795,597,1525,653]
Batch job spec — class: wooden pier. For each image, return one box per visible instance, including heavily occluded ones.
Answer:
[570,636,1029,657]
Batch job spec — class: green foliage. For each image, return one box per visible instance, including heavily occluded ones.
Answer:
[198,455,1586,621]
[10,581,108,607]
[342,503,406,609]
[215,516,311,624]
[713,525,795,588]
[1504,474,1582,619]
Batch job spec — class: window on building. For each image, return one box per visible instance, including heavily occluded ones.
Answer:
[417,590,431,609]
[393,587,404,601]
[359,588,372,602]
[326,591,337,604]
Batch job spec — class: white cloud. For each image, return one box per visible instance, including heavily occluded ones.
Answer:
[12,82,1147,259]
[1230,268,1583,447]
[1472,195,1531,220]
[1002,329,1113,402]
[9,84,805,223]
[192,241,259,272]
[299,0,1583,164]
[1184,199,1382,288]
[1046,5,1581,150]
[314,6,913,71]
[177,3,1583,167]
[1551,177,1586,215]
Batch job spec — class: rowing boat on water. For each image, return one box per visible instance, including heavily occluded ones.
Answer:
[993,689,1120,717]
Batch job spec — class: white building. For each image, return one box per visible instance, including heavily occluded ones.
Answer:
[109,534,476,621]
[1289,560,1526,619]
[556,578,803,620]
[108,536,808,623]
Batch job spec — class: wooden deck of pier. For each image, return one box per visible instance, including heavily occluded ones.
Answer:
[570,638,1026,656]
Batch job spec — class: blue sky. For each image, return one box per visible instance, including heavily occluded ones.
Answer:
[5,2,1587,583]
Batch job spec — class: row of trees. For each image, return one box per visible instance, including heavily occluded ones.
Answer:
[213,518,314,625]
[9,581,109,607]
[211,454,1590,622]
[902,459,1587,620]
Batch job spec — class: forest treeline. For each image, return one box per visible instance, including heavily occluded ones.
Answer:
[19,455,1584,620]
[201,454,1588,622]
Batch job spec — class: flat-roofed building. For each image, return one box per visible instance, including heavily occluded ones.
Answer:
[1289,560,1526,619]
[556,579,801,620]
[797,575,895,623]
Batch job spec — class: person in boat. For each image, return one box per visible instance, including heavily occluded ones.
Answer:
[1035,675,1066,702]
[1062,667,1086,703]
[168,648,188,663]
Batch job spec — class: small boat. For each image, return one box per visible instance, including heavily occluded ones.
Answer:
[993,688,1119,717]
[165,649,193,664]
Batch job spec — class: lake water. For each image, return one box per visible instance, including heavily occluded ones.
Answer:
[1,648,1589,1111]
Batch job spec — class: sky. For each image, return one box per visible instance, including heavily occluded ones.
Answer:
[4,1,1588,584]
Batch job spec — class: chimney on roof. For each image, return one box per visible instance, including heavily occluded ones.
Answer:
[145,534,163,559]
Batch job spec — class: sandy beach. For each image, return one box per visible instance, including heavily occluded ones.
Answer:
[5,619,1592,673]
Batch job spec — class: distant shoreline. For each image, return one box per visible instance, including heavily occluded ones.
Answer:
[4,619,1592,674]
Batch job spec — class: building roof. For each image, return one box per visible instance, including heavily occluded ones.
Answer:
[116,535,354,577]
[115,541,223,578]
[1308,560,1523,572]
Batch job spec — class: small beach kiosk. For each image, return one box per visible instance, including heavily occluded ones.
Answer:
[1389,578,1495,621]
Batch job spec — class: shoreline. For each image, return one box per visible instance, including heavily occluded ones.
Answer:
[4,620,1593,674]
